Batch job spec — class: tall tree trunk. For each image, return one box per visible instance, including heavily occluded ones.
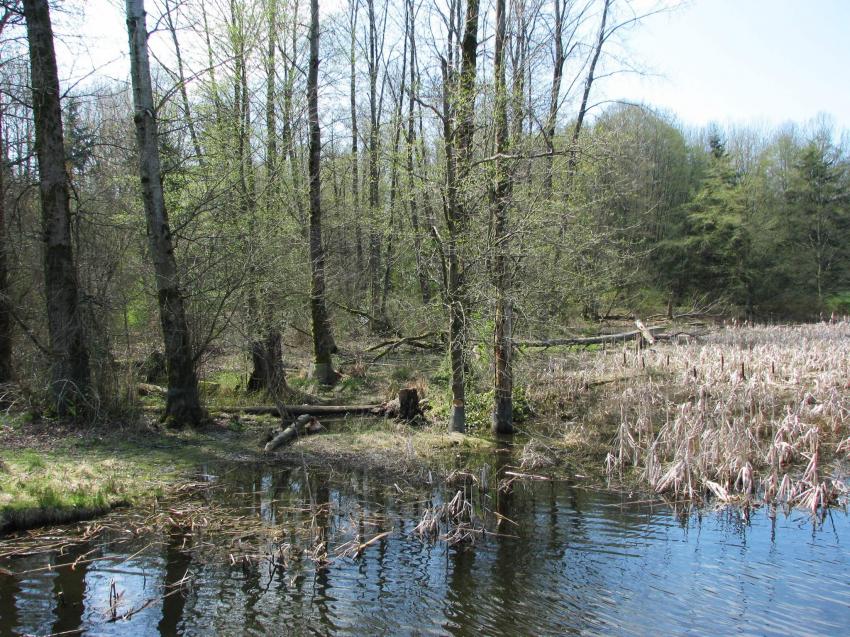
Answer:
[509,1,526,155]
[543,0,566,198]
[567,0,610,176]
[445,0,480,433]
[405,0,430,304]
[281,7,305,231]
[307,0,338,385]
[163,0,203,165]
[24,0,90,416]
[555,0,609,258]
[380,19,408,318]
[249,0,287,396]
[201,2,223,125]
[0,102,11,382]
[491,0,512,434]
[348,0,363,280]
[366,0,382,329]
[126,0,205,426]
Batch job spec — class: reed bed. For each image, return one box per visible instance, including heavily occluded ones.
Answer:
[525,322,850,511]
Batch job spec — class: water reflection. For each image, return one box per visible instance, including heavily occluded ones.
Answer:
[1,462,849,636]
[157,531,192,636]
[50,543,87,634]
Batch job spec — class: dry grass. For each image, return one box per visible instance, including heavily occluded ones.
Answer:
[523,322,850,511]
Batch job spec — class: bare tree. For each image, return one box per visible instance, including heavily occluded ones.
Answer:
[542,0,587,197]
[379,9,409,318]
[23,0,90,415]
[0,99,11,382]
[491,0,513,434]
[307,0,337,385]
[163,0,203,164]
[126,0,205,426]
[348,0,363,277]
[405,0,430,304]
[566,0,611,176]
[445,0,480,433]
[366,0,384,329]
[248,0,286,396]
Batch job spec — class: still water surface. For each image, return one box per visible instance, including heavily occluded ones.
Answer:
[1,462,848,636]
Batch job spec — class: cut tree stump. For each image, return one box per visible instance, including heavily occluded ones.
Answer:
[398,388,420,421]
[381,388,423,422]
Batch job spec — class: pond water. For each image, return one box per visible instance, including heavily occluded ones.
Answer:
[1,460,849,636]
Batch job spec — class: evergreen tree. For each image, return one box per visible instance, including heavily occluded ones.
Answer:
[785,140,850,307]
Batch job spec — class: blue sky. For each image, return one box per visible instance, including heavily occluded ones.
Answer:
[60,0,850,132]
[606,0,850,130]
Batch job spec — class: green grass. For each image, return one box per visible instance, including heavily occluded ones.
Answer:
[0,453,126,517]
[0,418,274,533]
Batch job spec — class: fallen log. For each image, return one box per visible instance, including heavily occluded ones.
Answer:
[137,383,166,396]
[654,330,703,342]
[329,301,397,335]
[264,414,324,452]
[221,403,384,419]
[366,333,443,362]
[517,325,666,348]
[365,332,440,352]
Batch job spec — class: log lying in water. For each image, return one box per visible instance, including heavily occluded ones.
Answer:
[264,414,324,452]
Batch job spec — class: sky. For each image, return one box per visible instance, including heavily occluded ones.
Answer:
[606,0,850,131]
[53,0,850,133]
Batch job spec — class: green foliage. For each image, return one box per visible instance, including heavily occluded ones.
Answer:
[825,291,850,314]
[430,354,452,387]
[124,294,149,329]
[437,384,533,434]
[337,373,368,395]
[784,140,850,304]
[390,365,414,383]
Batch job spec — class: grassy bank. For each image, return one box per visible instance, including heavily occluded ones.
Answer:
[0,409,502,534]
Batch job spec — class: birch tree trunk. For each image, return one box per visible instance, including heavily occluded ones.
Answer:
[126,0,205,426]
[23,0,90,415]
[307,0,338,385]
